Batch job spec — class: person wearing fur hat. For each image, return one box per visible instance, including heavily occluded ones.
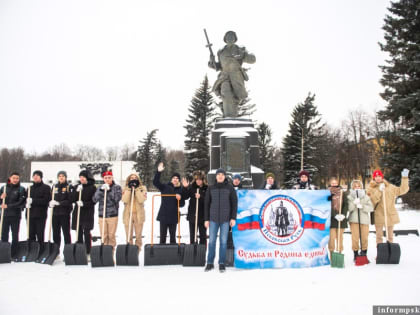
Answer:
[261,172,279,190]
[327,177,348,254]
[153,162,186,244]
[121,173,147,250]
[293,170,317,190]
[93,170,122,250]
[366,169,409,245]
[70,170,96,257]
[347,180,374,261]
[49,171,73,255]
[181,171,208,245]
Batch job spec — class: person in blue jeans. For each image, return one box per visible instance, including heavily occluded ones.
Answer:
[204,168,238,273]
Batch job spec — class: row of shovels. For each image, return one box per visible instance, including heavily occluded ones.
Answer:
[331,189,401,268]
[1,189,231,268]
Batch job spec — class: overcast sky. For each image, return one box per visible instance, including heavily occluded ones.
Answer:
[0,0,391,154]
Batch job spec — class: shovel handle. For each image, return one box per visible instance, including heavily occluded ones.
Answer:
[26,185,31,239]
[194,188,199,244]
[75,188,82,242]
[127,187,135,244]
[151,194,181,247]
[382,189,388,242]
[0,185,6,237]
[337,189,343,252]
[102,188,107,244]
[48,184,56,242]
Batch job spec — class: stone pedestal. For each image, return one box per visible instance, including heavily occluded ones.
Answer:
[208,118,264,188]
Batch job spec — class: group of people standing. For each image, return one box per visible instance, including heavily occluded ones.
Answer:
[0,169,147,262]
[0,165,410,270]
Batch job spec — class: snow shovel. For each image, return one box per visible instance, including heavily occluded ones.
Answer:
[37,185,60,265]
[355,190,369,266]
[144,194,185,266]
[377,189,400,264]
[0,185,11,264]
[225,227,235,267]
[91,188,114,267]
[116,187,139,266]
[183,189,206,267]
[331,190,344,268]
[16,185,40,262]
[64,187,87,265]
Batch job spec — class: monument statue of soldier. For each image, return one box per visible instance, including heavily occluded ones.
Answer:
[206,30,256,118]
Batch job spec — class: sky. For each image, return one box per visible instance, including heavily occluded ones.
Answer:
[0,0,391,153]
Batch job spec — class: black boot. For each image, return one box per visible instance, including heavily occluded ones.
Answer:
[353,251,359,262]
[361,249,367,256]
[204,264,214,272]
[219,264,226,273]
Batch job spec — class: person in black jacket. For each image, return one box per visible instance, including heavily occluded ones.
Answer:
[204,168,238,273]
[181,170,208,245]
[153,162,185,244]
[231,174,243,190]
[49,171,73,253]
[25,170,51,254]
[261,172,279,190]
[0,172,26,259]
[70,170,96,256]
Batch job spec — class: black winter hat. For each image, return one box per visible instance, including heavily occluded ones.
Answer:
[171,173,181,181]
[79,170,93,180]
[32,170,43,179]
[216,168,226,176]
[57,170,67,178]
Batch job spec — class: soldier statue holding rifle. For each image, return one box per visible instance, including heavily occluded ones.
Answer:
[204,30,256,118]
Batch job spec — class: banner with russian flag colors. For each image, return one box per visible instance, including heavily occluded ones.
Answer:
[233,190,331,269]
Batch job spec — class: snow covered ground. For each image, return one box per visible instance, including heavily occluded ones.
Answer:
[1,193,419,315]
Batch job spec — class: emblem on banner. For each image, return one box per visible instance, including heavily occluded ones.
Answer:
[259,194,304,245]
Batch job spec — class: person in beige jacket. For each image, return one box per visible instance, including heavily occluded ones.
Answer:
[121,174,147,250]
[347,180,373,261]
[366,168,409,245]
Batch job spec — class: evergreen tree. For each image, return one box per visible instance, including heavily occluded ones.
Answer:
[134,129,158,188]
[282,93,324,188]
[257,122,275,173]
[378,0,420,190]
[216,94,256,118]
[184,75,216,175]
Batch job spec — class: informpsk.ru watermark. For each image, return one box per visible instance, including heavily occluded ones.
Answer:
[373,306,420,315]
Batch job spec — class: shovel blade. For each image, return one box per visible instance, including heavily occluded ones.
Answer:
[64,244,76,265]
[91,245,114,267]
[355,255,369,266]
[0,241,11,264]
[37,242,59,265]
[74,243,88,265]
[182,244,206,267]
[331,252,345,268]
[116,244,139,266]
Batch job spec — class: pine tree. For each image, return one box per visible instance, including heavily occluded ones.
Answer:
[184,75,216,175]
[378,0,420,190]
[282,93,324,188]
[134,129,158,188]
[257,122,275,173]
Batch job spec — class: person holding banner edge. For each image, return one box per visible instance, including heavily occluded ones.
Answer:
[204,168,238,273]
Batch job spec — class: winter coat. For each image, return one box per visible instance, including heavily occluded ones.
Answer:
[153,171,185,224]
[121,174,147,226]
[70,178,96,230]
[204,179,238,223]
[0,183,26,218]
[293,180,317,190]
[347,189,373,225]
[28,181,51,218]
[182,182,208,223]
[51,182,73,216]
[328,186,348,229]
[93,182,122,218]
[260,180,279,190]
[366,177,409,226]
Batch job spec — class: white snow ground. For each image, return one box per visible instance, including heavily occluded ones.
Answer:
[1,194,419,315]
